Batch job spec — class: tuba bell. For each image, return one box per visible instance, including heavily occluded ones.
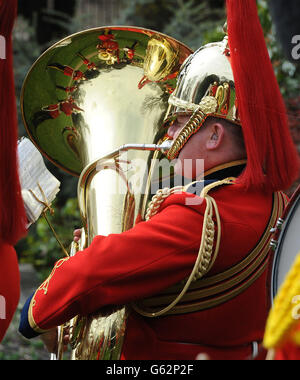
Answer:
[21,26,192,360]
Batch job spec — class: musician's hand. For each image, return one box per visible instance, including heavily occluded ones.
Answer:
[41,328,58,353]
[73,229,82,243]
[41,327,70,353]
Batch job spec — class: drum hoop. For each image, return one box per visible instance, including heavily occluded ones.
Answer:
[270,187,300,301]
[280,186,300,220]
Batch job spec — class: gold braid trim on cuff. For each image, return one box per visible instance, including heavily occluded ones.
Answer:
[27,257,70,334]
[132,178,234,318]
[28,291,51,334]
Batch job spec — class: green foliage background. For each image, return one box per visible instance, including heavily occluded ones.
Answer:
[13,0,299,278]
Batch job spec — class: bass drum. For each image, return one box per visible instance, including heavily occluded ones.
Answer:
[270,186,300,301]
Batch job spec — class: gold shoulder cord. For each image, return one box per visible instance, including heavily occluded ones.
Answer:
[132,177,234,318]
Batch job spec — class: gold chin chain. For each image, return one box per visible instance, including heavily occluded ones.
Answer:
[166,109,208,160]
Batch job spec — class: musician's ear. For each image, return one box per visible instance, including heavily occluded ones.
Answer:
[206,123,225,150]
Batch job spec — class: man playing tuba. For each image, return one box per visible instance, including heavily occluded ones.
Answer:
[19,0,299,360]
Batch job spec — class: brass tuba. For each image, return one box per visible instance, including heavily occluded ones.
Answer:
[21,26,192,360]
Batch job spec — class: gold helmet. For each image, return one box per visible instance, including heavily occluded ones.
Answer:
[165,36,240,160]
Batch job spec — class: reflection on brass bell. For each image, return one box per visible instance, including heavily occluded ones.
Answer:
[143,35,179,82]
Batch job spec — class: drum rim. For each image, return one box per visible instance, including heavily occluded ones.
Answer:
[271,186,300,302]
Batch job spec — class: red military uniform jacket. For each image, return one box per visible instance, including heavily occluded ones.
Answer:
[19,163,286,360]
[275,341,300,360]
[272,323,300,360]
[0,243,20,342]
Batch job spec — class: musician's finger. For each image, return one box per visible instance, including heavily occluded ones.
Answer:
[73,229,81,236]
[63,334,70,352]
[73,229,82,242]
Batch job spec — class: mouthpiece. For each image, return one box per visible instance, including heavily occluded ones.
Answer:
[156,140,173,153]
[116,140,173,155]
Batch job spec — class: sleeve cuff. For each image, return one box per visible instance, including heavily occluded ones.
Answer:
[18,293,41,339]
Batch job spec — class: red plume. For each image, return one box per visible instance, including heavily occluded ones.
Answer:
[0,0,27,245]
[226,0,299,192]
